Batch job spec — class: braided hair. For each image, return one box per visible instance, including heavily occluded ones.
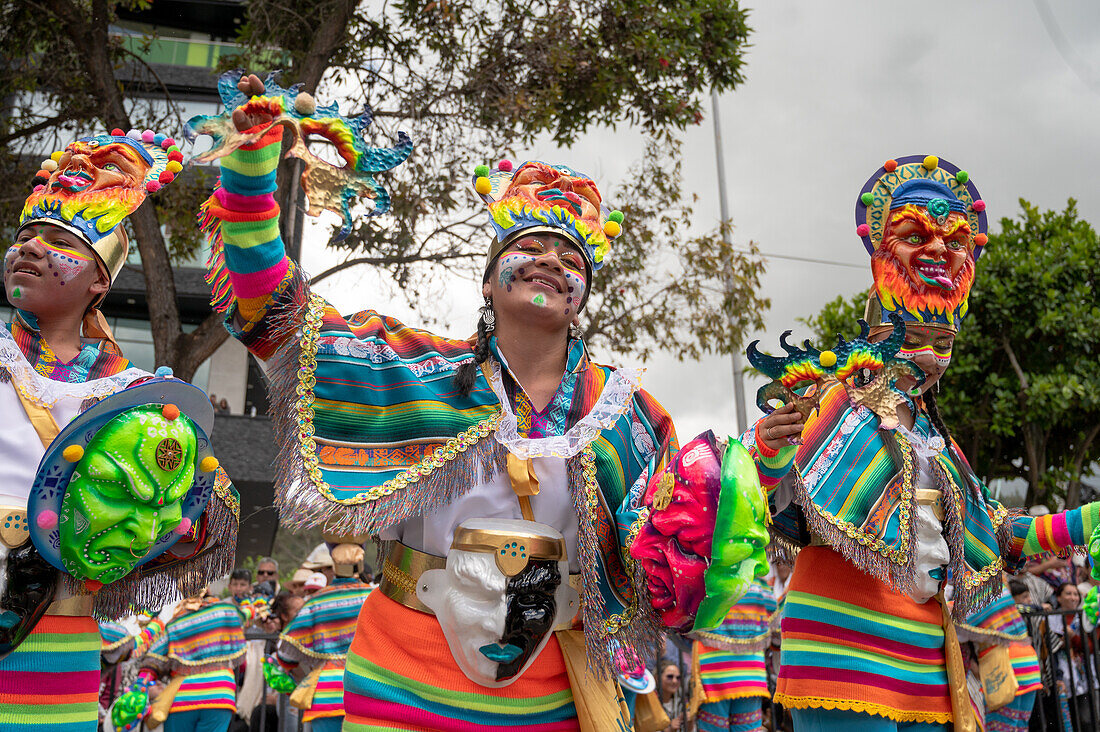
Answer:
[923,387,981,497]
[453,302,493,397]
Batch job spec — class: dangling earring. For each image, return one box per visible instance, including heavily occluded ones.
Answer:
[569,323,584,340]
[481,298,496,332]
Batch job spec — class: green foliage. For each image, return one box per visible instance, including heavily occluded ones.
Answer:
[0,0,761,372]
[801,200,1100,507]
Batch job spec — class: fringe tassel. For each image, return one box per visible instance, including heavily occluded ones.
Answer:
[688,629,771,653]
[198,187,235,314]
[784,467,919,598]
[939,465,1002,621]
[567,455,663,681]
[261,290,509,534]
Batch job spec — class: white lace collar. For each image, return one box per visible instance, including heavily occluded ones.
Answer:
[0,326,148,408]
[486,357,642,459]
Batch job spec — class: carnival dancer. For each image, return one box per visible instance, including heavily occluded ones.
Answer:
[956,581,1042,732]
[274,540,374,731]
[186,70,767,731]
[124,594,247,732]
[746,155,1100,732]
[99,616,167,722]
[0,130,238,731]
[689,578,777,732]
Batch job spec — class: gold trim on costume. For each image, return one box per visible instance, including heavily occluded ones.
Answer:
[296,295,502,506]
[452,524,566,577]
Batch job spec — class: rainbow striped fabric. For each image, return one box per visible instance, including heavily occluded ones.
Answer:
[0,614,100,730]
[7,315,131,382]
[143,600,245,712]
[342,591,579,731]
[277,577,373,721]
[958,586,1029,643]
[747,381,1100,618]
[693,580,777,702]
[169,668,237,713]
[775,546,953,725]
[1006,643,1041,695]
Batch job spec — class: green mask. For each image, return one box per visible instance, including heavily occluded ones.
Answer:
[59,406,197,583]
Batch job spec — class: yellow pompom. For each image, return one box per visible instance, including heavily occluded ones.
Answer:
[474,176,492,195]
[603,220,622,238]
[922,155,939,171]
[166,160,183,174]
[50,151,64,162]
[819,350,837,367]
[199,456,220,473]
[62,444,85,463]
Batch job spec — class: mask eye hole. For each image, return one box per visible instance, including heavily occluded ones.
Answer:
[849,367,876,388]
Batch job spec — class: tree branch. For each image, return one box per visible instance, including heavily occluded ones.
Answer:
[1001,337,1030,390]
[0,112,78,147]
[308,251,478,285]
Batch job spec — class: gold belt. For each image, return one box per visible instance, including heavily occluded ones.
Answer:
[380,541,581,628]
[914,488,946,522]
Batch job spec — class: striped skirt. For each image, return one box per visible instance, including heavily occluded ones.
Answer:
[1005,642,1041,695]
[0,614,100,731]
[775,546,953,725]
[698,647,769,701]
[342,591,579,731]
[170,668,237,713]
[305,662,347,722]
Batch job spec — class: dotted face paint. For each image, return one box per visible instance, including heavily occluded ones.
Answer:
[40,238,95,285]
[497,252,536,293]
[562,267,586,316]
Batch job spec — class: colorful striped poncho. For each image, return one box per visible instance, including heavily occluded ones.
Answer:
[750,381,1100,620]
[691,579,777,702]
[142,600,246,713]
[751,380,1100,723]
[203,126,681,677]
[277,577,373,721]
[958,583,1043,704]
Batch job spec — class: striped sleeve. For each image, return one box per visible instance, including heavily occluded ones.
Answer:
[749,417,796,498]
[206,125,296,346]
[1003,501,1100,567]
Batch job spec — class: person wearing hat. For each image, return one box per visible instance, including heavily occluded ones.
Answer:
[124,593,248,732]
[749,156,1100,732]
[286,567,313,597]
[274,539,374,731]
[302,543,336,584]
[0,130,239,731]
[185,70,766,730]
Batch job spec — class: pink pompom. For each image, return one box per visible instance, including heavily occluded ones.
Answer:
[174,517,193,535]
[856,223,871,237]
[162,137,177,149]
[141,130,155,143]
[33,184,45,192]
[145,181,161,193]
[36,510,58,530]
[971,199,986,212]
[497,159,513,172]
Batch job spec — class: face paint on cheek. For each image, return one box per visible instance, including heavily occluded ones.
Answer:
[498,253,537,287]
[562,268,586,316]
[42,242,94,284]
[532,293,546,307]
[899,344,952,368]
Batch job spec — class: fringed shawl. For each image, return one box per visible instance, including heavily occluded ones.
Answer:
[143,601,247,677]
[746,381,1011,620]
[688,579,778,653]
[226,271,679,676]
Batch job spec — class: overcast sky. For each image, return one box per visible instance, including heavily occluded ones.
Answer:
[303,0,1100,458]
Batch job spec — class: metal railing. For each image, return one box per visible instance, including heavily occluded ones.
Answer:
[242,630,303,732]
[1019,606,1099,732]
